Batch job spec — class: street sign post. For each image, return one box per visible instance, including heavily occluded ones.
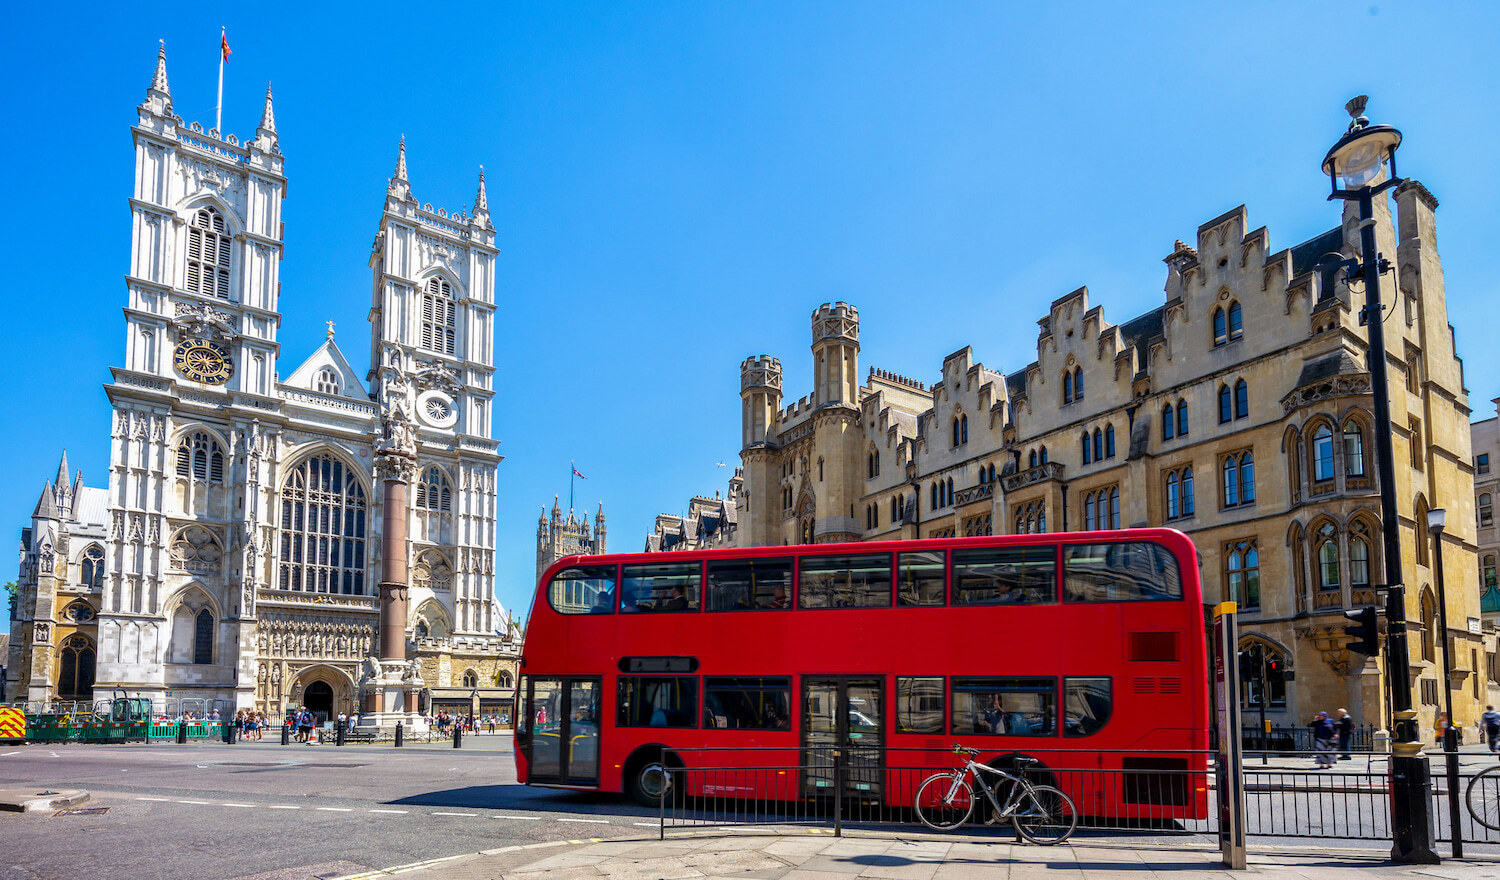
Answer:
[1214,601,1247,870]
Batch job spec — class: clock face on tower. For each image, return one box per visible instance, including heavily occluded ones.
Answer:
[172,338,234,385]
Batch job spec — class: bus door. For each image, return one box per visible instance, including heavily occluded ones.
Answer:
[522,677,601,787]
[802,677,884,800]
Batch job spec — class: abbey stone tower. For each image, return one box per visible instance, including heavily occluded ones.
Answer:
[7,45,520,721]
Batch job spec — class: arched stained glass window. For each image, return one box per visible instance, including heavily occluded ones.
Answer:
[186,207,231,300]
[278,453,368,595]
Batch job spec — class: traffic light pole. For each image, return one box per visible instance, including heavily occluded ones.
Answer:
[1354,185,1438,864]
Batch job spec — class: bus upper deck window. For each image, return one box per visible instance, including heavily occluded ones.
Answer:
[548,566,618,615]
[622,562,701,613]
[952,546,1056,606]
[706,559,793,611]
[1063,542,1182,602]
[799,553,892,609]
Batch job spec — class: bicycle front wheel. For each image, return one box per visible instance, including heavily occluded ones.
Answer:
[914,772,975,831]
[1012,784,1077,845]
[1467,766,1500,830]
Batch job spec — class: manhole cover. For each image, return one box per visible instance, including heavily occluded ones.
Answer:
[53,807,109,817]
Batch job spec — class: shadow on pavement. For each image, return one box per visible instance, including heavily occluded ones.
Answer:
[387,783,655,817]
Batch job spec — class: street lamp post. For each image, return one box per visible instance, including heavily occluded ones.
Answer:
[1321,96,1438,865]
[1428,508,1462,858]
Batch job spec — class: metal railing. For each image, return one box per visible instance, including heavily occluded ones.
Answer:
[1240,723,1378,753]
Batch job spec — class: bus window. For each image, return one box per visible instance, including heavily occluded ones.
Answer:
[952,546,1055,606]
[1063,542,1182,602]
[622,562,700,613]
[706,559,793,611]
[951,677,1057,737]
[799,554,892,609]
[548,566,618,615]
[896,677,944,733]
[703,676,791,729]
[897,551,945,606]
[618,676,698,728]
[1064,677,1112,737]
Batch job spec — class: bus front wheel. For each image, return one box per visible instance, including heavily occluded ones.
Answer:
[626,752,679,807]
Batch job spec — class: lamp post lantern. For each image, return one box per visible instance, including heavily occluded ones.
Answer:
[1320,95,1438,865]
[1427,508,1462,858]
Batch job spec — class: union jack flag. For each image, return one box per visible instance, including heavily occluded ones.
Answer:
[572,466,587,480]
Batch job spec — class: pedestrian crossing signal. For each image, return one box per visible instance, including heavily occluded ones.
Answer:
[1343,606,1379,655]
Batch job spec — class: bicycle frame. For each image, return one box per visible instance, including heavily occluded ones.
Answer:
[944,758,1032,817]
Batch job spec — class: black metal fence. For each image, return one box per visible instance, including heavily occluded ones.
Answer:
[1240,723,1378,753]
[655,744,1500,854]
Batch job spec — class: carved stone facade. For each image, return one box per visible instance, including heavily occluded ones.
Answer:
[6,46,519,719]
[708,185,1481,733]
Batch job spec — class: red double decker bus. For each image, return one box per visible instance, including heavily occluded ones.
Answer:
[515,529,1208,819]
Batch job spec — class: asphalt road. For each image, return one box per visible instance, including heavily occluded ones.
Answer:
[0,735,652,880]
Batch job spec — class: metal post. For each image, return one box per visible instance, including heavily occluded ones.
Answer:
[280,722,290,746]
[1355,186,1438,864]
[832,749,843,838]
[1213,603,1246,870]
[1258,652,1269,765]
[177,722,187,744]
[336,724,346,747]
[395,721,403,748]
[454,726,462,749]
[1432,523,1463,857]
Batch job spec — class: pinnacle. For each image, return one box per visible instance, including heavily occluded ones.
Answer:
[474,165,488,213]
[393,136,408,182]
[259,83,277,134]
[149,40,171,98]
[33,482,58,520]
[55,450,69,488]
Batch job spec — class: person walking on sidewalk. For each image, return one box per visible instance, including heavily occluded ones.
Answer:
[1310,711,1336,768]
[1335,708,1354,760]
[1484,706,1500,753]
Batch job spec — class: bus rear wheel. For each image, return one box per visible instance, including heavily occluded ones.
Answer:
[627,756,677,807]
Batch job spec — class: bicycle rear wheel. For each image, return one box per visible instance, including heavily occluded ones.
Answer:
[914,772,975,831]
[1012,785,1077,845]
[1466,766,1500,831]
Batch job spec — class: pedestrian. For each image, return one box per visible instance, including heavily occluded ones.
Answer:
[1335,708,1354,760]
[1310,711,1336,768]
[337,710,347,734]
[1484,706,1500,753]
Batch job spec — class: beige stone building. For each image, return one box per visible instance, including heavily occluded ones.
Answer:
[1470,404,1500,633]
[726,182,1483,733]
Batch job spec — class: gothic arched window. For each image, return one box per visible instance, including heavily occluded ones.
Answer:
[57,635,95,699]
[1226,539,1259,608]
[1176,400,1189,436]
[1162,405,1175,440]
[194,608,214,665]
[1227,302,1243,340]
[1316,523,1340,592]
[1234,379,1249,419]
[1105,424,1116,458]
[420,277,458,356]
[1213,307,1228,346]
[462,670,479,688]
[1063,371,1075,405]
[175,432,226,483]
[186,207,231,300]
[1081,432,1091,464]
[278,453,368,594]
[1039,446,1048,464]
[1219,385,1232,423]
[1313,425,1335,482]
[1029,449,1038,468]
[80,544,104,590]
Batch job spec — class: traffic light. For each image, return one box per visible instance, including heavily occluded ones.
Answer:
[1265,657,1284,684]
[1237,650,1256,681]
[1343,606,1379,655]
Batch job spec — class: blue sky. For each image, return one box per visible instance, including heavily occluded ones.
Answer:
[2,2,1496,620]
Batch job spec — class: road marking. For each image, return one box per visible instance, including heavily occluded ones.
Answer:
[557,817,610,824]
[493,814,542,821]
[316,807,353,812]
[221,803,254,808]
[177,800,210,805]
[633,822,658,827]
[1,751,21,757]
[368,809,408,814]
[269,805,300,810]
[432,811,477,817]
[135,797,170,802]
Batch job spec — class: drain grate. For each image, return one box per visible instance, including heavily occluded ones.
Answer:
[53,807,110,817]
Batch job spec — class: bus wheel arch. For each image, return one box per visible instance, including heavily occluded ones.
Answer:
[624,745,683,807]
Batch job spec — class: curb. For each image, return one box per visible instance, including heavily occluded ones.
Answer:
[0,788,91,813]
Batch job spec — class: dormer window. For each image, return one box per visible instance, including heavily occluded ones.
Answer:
[186,207,231,300]
[421,277,458,355]
[315,368,340,395]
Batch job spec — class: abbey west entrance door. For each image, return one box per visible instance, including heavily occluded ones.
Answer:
[303,681,334,723]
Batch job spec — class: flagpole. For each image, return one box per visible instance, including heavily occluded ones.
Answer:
[569,461,575,515]
[215,26,225,134]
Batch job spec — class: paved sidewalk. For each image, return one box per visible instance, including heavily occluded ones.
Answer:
[332,829,1500,880]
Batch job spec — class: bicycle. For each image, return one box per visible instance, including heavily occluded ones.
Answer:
[913,745,1078,844]
[1465,762,1500,830]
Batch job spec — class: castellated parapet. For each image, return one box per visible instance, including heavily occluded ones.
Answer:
[812,302,859,345]
[740,355,783,393]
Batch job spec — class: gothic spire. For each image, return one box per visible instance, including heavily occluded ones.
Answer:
[387,136,413,202]
[55,451,70,489]
[149,40,171,97]
[259,83,277,134]
[33,482,58,520]
[393,137,408,183]
[475,166,488,212]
